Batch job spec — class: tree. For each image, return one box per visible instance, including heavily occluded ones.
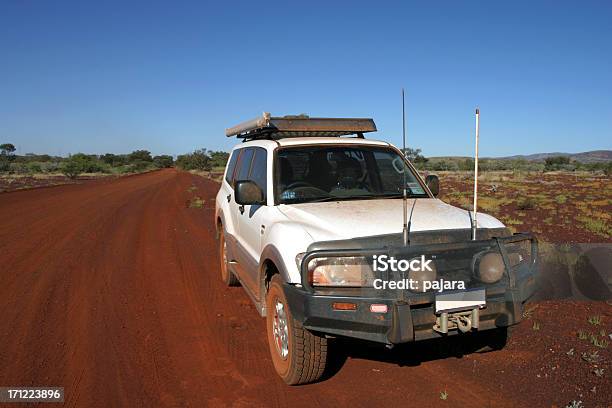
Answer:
[128,150,153,163]
[209,151,230,168]
[0,143,16,156]
[544,156,571,171]
[103,153,128,166]
[402,148,428,168]
[0,143,16,172]
[176,149,212,171]
[153,155,174,168]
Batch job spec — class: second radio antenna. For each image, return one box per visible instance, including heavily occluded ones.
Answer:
[402,88,408,246]
[472,108,480,240]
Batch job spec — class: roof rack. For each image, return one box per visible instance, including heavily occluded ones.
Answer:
[225,113,377,141]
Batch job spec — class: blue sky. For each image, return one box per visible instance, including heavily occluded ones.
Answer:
[1,1,610,157]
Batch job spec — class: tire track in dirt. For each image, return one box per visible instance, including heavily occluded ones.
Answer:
[0,169,523,407]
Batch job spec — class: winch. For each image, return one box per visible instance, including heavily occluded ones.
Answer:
[433,308,481,334]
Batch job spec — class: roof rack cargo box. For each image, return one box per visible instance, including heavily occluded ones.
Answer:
[225,113,377,140]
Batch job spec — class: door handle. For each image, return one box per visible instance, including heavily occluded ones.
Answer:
[226,194,231,202]
[239,205,245,214]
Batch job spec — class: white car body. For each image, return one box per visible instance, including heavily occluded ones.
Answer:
[215,137,505,314]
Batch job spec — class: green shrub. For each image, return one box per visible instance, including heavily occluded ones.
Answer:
[209,151,230,168]
[153,155,174,168]
[128,150,153,163]
[544,156,571,171]
[176,149,213,171]
[0,158,9,172]
[517,197,537,210]
[9,162,29,174]
[127,160,153,172]
[40,161,61,173]
[27,162,42,173]
[61,160,82,179]
[60,154,107,178]
[101,153,128,166]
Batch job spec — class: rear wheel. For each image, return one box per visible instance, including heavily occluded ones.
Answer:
[218,228,239,286]
[266,275,328,385]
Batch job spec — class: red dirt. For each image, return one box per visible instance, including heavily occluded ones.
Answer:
[438,172,611,244]
[0,169,609,407]
[0,174,118,193]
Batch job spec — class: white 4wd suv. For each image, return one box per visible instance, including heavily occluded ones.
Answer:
[215,114,537,384]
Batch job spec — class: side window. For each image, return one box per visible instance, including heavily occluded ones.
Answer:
[225,149,240,184]
[249,148,267,199]
[234,148,254,183]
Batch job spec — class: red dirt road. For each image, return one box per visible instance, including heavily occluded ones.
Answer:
[1,169,533,407]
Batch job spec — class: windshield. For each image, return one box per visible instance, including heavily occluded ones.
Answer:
[275,145,429,204]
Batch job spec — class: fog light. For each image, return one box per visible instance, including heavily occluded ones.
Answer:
[370,304,388,313]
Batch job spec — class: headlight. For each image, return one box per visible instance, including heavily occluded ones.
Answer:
[473,251,505,283]
[305,256,374,287]
[408,257,437,292]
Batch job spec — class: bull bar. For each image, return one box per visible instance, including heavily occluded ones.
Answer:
[282,233,538,345]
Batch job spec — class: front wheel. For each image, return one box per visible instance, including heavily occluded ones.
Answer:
[266,275,328,385]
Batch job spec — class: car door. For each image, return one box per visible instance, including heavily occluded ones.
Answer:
[236,147,270,300]
[231,147,260,293]
[220,148,242,265]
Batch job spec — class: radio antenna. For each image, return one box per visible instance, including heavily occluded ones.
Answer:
[402,88,409,246]
[472,108,480,240]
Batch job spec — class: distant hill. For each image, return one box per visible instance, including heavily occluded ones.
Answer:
[430,150,611,163]
[496,150,612,163]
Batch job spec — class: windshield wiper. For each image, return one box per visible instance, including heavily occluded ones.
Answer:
[306,194,387,203]
[308,195,368,203]
[285,193,424,204]
[378,193,425,199]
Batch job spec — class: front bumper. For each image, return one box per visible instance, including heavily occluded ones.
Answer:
[285,233,538,345]
[284,285,531,344]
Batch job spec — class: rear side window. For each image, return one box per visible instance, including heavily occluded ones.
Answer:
[225,150,240,184]
[249,148,267,199]
[234,148,254,183]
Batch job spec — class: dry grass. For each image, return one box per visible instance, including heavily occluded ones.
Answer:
[188,196,204,208]
[577,216,611,238]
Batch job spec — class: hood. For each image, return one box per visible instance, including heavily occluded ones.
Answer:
[277,198,505,242]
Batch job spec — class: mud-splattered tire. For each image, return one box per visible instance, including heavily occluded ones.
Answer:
[218,228,239,286]
[266,274,328,385]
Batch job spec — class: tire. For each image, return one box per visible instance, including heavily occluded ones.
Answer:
[218,228,239,286]
[266,274,328,385]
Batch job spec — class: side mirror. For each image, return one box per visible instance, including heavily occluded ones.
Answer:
[234,180,265,205]
[425,174,439,197]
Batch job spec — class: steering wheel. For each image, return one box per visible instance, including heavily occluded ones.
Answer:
[286,181,313,189]
[292,186,330,197]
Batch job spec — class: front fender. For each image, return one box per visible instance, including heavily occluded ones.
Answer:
[260,244,291,284]
[260,222,314,285]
